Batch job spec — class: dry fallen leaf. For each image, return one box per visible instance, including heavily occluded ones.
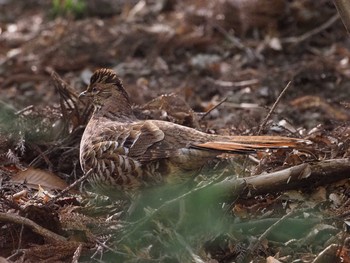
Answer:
[11,167,69,191]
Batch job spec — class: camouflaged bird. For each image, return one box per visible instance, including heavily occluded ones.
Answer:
[79,69,308,195]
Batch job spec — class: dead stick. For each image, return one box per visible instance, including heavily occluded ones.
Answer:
[206,158,350,199]
[258,81,292,134]
[0,212,66,243]
[236,158,350,197]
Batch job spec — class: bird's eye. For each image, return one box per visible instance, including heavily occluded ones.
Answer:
[91,87,98,93]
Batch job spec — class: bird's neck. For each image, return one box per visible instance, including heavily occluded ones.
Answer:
[93,96,135,121]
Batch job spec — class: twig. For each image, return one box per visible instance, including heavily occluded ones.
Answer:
[212,23,263,61]
[18,218,25,251]
[93,238,127,258]
[174,231,205,263]
[28,143,53,170]
[206,77,260,89]
[243,209,305,261]
[0,212,66,243]
[72,244,83,263]
[199,96,228,121]
[334,0,350,33]
[15,105,34,116]
[8,215,27,260]
[313,244,340,263]
[281,14,339,44]
[258,81,292,134]
[7,250,24,261]
[257,210,297,242]
[47,168,93,205]
[29,126,85,167]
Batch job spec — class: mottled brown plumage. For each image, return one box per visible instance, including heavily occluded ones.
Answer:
[79,69,308,195]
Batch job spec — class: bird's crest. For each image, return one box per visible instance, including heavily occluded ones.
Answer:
[89,68,130,100]
[90,68,123,87]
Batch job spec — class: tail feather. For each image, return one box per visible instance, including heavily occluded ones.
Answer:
[191,136,309,153]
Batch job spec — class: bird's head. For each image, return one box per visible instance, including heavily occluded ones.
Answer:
[79,68,130,110]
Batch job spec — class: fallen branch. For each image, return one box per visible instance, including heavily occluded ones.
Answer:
[213,158,350,198]
[244,158,350,195]
[0,212,67,243]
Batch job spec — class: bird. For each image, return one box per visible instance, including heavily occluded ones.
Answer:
[79,68,308,196]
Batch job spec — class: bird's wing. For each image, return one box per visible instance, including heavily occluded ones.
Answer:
[127,121,165,157]
[125,120,198,162]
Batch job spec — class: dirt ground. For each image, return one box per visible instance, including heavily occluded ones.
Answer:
[1,1,350,262]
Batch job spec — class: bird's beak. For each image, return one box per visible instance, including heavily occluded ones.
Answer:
[79,90,88,99]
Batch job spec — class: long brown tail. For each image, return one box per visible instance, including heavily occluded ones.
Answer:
[191,136,310,153]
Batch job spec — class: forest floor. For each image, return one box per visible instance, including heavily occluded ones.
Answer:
[1,1,350,262]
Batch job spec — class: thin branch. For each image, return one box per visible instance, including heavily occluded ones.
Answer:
[94,238,124,255]
[212,23,263,61]
[15,105,34,116]
[175,231,205,263]
[14,218,25,257]
[281,14,339,44]
[243,209,300,261]
[258,81,292,134]
[199,96,228,121]
[47,168,93,205]
[206,77,260,89]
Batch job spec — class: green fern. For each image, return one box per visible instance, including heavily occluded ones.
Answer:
[51,0,86,18]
